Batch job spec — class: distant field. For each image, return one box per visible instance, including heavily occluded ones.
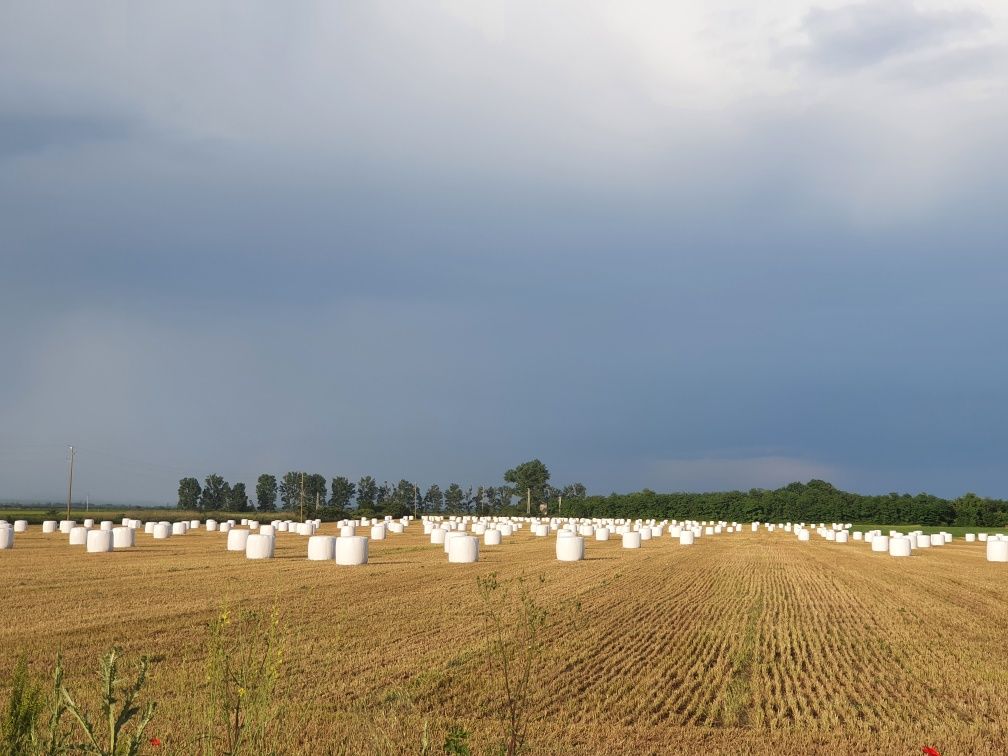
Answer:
[2,524,1007,754]
[0,508,264,524]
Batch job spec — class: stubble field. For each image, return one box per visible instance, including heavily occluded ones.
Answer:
[2,523,1007,755]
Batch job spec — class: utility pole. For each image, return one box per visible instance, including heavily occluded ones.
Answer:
[413,484,418,518]
[315,491,319,515]
[558,494,562,516]
[300,472,305,521]
[65,446,75,521]
[526,487,530,516]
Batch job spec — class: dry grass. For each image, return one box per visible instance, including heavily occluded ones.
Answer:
[2,524,1007,754]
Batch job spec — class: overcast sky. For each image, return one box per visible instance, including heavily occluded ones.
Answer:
[2,1,1007,504]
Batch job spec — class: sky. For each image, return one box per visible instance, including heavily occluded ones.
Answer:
[1,1,1007,504]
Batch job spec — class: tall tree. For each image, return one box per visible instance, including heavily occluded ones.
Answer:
[177,477,201,510]
[279,471,300,512]
[561,483,587,500]
[228,482,249,512]
[444,483,464,513]
[424,484,443,513]
[330,476,356,510]
[503,459,551,510]
[256,474,278,512]
[201,474,229,511]
[356,476,377,510]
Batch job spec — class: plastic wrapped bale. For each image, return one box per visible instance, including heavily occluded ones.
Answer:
[556,536,585,561]
[258,525,275,538]
[679,530,695,546]
[335,536,368,565]
[499,524,514,537]
[443,531,466,554]
[388,522,404,534]
[206,519,218,532]
[704,526,714,536]
[429,528,446,545]
[59,521,75,534]
[190,519,201,529]
[86,529,113,553]
[240,518,248,525]
[578,524,594,537]
[836,531,849,544]
[448,535,479,563]
[42,520,57,534]
[307,535,336,560]
[277,522,289,533]
[871,535,890,552]
[171,522,186,536]
[979,533,988,542]
[340,525,356,538]
[0,527,12,549]
[153,523,172,539]
[112,527,135,549]
[929,533,944,547]
[986,540,1008,563]
[226,528,250,551]
[533,524,549,537]
[371,524,387,541]
[595,527,611,541]
[797,529,810,542]
[916,534,931,549]
[853,531,863,541]
[622,531,642,549]
[484,529,502,546]
[942,532,953,544]
[83,518,95,529]
[245,534,274,560]
[889,537,912,557]
[220,522,232,534]
[12,520,28,533]
[639,526,652,541]
[68,526,88,545]
[965,533,976,542]
[669,526,682,538]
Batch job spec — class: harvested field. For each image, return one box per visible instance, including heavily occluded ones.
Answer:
[2,523,1007,754]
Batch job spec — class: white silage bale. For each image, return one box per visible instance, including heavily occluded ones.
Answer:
[916,534,931,549]
[965,533,976,542]
[259,525,275,537]
[929,534,943,547]
[98,521,112,531]
[112,527,134,548]
[889,537,912,557]
[0,527,12,549]
[679,530,695,545]
[14,520,28,533]
[206,519,218,532]
[556,536,584,561]
[335,536,368,565]
[669,526,682,538]
[942,532,952,544]
[371,524,387,540]
[578,524,594,537]
[190,519,201,529]
[245,534,274,559]
[42,520,57,533]
[277,522,288,533]
[484,529,502,546]
[423,521,434,535]
[704,526,714,536]
[499,524,513,537]
[797,529,810,542]
[871,535,890,552]
[83,518,94,529]
[153,522,171,539]
[171,522,187,536]
[388,522,404,535]
[836,531,849,543]
[986,540,1008,563]
[307,535,336,561]
[240,518,248,525]
[431,528,446,545]
[59,520,75,534]
[448,535,479,563]
[595,527,611,541]
[444,531,466,554]
[340,525,356,538]
[226,528,250,551]
[69,526,88,545]
[220,522,232,534]
[144,522,156,534]
[853,531,863,540]
[622,531,642,549]
[533,524,549,537]
[86,529,113,553]
[639,526,652,541]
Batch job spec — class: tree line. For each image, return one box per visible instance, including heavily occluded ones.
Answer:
[177,466,1008,527]
[176,459,589,518]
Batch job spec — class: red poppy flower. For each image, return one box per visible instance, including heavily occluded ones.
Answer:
[922,747,941,756]
[149,737,161,747]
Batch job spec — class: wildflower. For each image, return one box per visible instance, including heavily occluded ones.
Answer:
[150,737,162,747]
[922,747,941,756]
